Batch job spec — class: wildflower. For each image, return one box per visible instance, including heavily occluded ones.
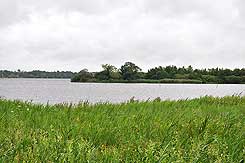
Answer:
[11,110,14,113]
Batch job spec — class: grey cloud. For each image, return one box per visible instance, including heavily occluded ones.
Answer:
[0,0,245,71]
[0,0,22,26]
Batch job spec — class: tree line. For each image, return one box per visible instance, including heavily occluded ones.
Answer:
[0,70,75,79]
[2,63,245,84]
[71,62,245,84]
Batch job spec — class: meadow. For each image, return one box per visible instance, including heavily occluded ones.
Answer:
[0,96,244,162]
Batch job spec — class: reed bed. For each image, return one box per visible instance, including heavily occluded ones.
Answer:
[0,96,244,162]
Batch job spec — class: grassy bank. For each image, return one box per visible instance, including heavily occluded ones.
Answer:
[0,96,244,162]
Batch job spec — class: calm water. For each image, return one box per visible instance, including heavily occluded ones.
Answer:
[0,78,245,104]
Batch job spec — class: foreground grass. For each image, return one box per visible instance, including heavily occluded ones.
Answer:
[0,96,244,162]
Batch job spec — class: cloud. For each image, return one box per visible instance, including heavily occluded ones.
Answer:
[0,0,245,71]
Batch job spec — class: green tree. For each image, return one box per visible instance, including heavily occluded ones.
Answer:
[71,69,93,82]
[165,66,177,78]
[146,66,168,79]
[120,62,142,80]
[95,64,120,80]
[102,64,117,79]
[187,65,193,73]
[224,75,241,84]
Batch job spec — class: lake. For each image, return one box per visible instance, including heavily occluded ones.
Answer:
[0,78,245,104]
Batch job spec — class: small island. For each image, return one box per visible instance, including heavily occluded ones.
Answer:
[71,62,245,84]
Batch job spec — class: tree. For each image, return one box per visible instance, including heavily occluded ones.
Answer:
[201,75,217,83]
[165,66,177,78]
[71,69,93,82]
[233,68,241,76]
[146,66,168,79]
[187,65,193,73]
[224,75,241,84]
[120,62,142,80]
[102,64,118,80]
[95,64,120,80]
[178,66,188,75]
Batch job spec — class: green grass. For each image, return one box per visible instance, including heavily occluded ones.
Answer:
[0,96,244,162]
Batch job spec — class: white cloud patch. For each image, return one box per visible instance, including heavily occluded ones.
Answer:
[0,0,245,71]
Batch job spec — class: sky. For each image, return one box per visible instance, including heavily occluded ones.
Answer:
[0,0,245,72]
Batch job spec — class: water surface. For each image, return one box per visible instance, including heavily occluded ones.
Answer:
[0,78,245,104]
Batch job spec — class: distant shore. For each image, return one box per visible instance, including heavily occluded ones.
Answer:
[2,62,245,84]
[71,62,245,84]
[71,78,245,84]
[71,78,203,84]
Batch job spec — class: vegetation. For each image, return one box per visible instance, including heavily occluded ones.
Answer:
[0,70,75,79]
[0,96,244,162]
[80,79,202,84]
[72,62,245,84]
[2,63,245,84]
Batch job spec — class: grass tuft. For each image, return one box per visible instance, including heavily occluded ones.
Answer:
[0,96,244,162]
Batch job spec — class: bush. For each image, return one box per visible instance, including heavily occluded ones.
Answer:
[224,75,242,84]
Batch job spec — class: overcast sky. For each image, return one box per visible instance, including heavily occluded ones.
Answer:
[0,0,245,71]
